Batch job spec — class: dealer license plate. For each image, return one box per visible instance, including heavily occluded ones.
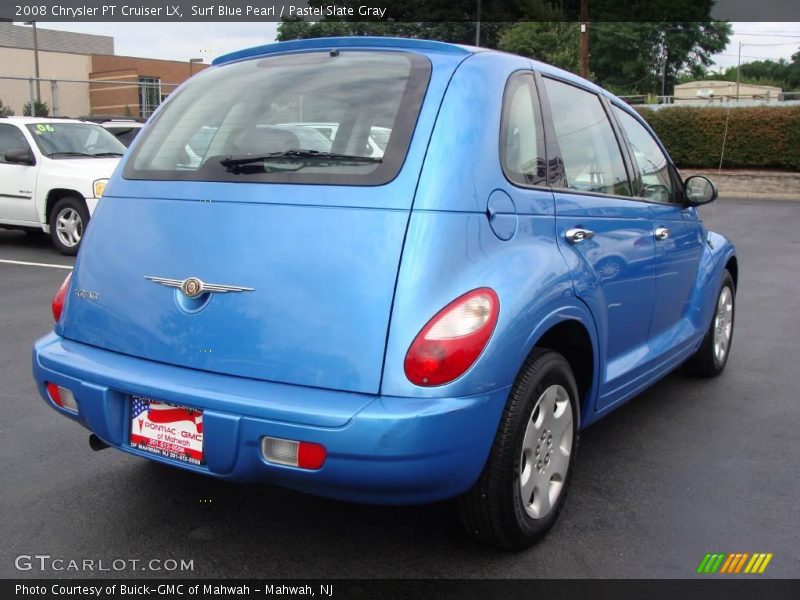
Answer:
[129,395,204,465]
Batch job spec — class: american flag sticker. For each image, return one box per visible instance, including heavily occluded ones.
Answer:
[130,395,204,465]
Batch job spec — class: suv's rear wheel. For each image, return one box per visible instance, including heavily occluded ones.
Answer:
[458,349,579,549]
[49,196,88,255]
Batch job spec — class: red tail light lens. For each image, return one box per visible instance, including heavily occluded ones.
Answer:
[52,273,72,322]
[404,288,499,386]
[261,437,327,470]
[46,382,62,406]
[46,382,78,412]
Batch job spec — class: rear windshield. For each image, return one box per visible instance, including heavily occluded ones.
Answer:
[124,51,430,186]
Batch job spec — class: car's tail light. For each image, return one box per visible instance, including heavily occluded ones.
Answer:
[46,382,78,412]
[262,437,327,470]
[404,288,499,386]
[52,273,72,322]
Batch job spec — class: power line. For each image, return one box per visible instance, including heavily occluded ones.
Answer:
[715,53,796,59]
[740,42,800,47]
[734,32,800,38]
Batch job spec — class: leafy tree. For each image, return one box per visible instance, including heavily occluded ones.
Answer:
[277,0,561,49]
[790,50,800,89]
[0,97,14,117]
[589,22,731,96]
[275,0,731,95]
[498,22,581,73]
[677,52,800,91]
[23,100,49,117]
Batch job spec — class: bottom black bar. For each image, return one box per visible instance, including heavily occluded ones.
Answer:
[3,579,800,600]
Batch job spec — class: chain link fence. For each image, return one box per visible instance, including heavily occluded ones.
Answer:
[620,91,800,107]
[0,76,179,119]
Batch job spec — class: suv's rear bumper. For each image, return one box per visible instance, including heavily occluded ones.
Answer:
[32,333,508,504]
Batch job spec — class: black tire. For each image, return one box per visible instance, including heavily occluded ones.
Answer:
[458,349,580,550]
[684,270,736,378]
[49,196,89,256]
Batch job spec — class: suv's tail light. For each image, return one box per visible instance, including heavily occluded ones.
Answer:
[52,273,72,322]
[404,288,499,386]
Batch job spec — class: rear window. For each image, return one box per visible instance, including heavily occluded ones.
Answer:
[124,51,431,186]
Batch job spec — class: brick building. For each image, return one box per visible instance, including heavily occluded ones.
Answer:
[89,54,208,117]
[0,22,208,118]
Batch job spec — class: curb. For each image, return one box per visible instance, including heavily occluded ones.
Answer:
[719,193,800,202]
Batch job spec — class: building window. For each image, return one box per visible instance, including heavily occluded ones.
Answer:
[138,76,161,118]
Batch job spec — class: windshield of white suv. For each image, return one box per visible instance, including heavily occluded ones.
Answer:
[26,123,127,158]
[124,50,431,186]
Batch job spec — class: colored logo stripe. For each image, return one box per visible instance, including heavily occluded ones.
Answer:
[698,553,773,574]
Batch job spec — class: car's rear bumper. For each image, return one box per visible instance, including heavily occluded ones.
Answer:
[32,333,508,504]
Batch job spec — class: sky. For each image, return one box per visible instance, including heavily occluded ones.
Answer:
[35,21,800,69]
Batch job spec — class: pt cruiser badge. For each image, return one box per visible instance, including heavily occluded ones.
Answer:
[144,276,254,297]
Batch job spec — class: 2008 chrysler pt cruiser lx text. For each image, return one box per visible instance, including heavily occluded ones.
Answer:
[32,37,737,549]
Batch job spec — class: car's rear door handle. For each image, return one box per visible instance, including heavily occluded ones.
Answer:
[565,228,595,244]
[655,227,671,241]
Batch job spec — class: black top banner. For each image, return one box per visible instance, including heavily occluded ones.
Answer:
[3,0,800,22]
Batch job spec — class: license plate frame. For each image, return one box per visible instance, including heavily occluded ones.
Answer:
[129,395,204,465]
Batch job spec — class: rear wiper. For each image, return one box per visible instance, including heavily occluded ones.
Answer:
[92,152,124,157]
[47,151,95,158]
[220,150,382,173]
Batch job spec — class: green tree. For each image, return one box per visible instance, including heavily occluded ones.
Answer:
[0,97,14,117]
[590,22,731,96]
[498,22,581,73]
[678,53,800,91]
[275,1,731,96]
[790,50,800,89]
[276,0,561,49]
[23,100,49,117]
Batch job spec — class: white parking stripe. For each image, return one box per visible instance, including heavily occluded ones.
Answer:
[0,259,73,270]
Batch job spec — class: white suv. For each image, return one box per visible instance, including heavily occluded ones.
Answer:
[0,117,125,254]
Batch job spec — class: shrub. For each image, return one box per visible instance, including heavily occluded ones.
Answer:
[23,100,49,117]
[0,97,13,116]
[636,105,800,170]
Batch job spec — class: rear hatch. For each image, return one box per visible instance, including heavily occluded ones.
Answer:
[61,46,464,395]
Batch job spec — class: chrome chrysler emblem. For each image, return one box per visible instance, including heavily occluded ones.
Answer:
[145,276,254,297]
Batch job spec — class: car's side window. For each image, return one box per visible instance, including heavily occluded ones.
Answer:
[500,72,546,187]
[543,78,632,197]
[613,106,676,204]
[0,124,31,164]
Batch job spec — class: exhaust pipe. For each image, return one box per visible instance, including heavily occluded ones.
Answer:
[89,433,109,451]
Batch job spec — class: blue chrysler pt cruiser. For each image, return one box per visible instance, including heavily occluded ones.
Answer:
[33,37,737,549]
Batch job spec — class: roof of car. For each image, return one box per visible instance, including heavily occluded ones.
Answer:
[80,115,146,124]
[211,36,611,100]
[213,36,476,66]
[1,116,87,124]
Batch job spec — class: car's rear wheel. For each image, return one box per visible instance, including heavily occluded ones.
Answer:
[684,270,736,377]
[49,196,88,255]
[458,349,579,549]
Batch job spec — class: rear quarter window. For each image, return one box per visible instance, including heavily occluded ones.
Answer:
[124,51,431,186]
[543,78,632,198]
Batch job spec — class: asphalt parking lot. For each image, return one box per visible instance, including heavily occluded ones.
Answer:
[1,198,798,579]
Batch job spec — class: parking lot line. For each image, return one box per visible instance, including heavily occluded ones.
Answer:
[0,258,73,270]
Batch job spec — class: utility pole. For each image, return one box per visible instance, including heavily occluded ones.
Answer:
[735,41,742,101]
[580,0,589,78]
[475,0,481,47]
[661,40,667,99]
[24,21,41,113]
[189,58,203,76]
